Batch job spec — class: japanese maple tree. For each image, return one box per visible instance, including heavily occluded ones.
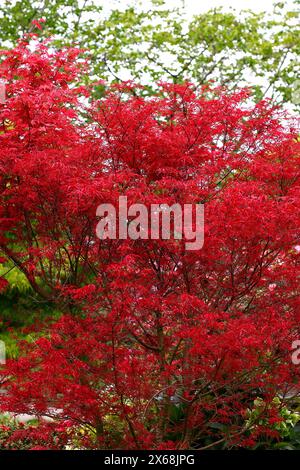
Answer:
[0,40,299,450]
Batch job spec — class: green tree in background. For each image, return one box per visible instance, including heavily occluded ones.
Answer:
[0,0,299,106]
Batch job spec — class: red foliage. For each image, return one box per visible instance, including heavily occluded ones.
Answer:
[0,41,300,449]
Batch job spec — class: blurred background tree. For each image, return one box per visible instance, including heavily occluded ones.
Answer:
[0,0,299,106]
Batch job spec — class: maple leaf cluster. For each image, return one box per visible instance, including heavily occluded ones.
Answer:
[0,40,299,449]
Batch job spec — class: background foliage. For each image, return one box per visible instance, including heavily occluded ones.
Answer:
[0,0,299,106]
